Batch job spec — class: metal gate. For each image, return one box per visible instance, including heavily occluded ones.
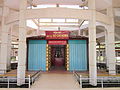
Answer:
[68,40,88,71]
[28,40,47,71]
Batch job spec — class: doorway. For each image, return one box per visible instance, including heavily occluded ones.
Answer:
[49,45,67,71]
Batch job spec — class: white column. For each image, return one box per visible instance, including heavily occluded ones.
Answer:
[105,30,109,70]
[78,26,82,36]
[17,0,27,86]
[7,25,12,70]
[105,6,116,75]
[0,1,10,74]
[88,0,97,86]
[78,29,81,36]
[83,30,87,36]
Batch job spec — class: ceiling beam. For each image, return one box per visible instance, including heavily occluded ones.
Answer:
[113,0,120,8]
[10,8,19,12]
[0,0,3,4]
[115,20,120,27]
[78,20,85,27]
[27,0,37,7]
[115,33,120,40]
[38,25,79,27]
[96,32,105,38]
[80,0,88,7]
[37,22,79,24]
[96,11,111,25]
[32,19,39,27]
[31,20,79,25]
[26,8,91,20]
[6,8,111,25]
[114,8,120,17]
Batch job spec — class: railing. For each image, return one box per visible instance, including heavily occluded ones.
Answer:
[0,70,41,88]
[73,71,82,88]
[0,76,31,88]
[73,71,120,88]
[81,77,120,88]
[31,70,41,85]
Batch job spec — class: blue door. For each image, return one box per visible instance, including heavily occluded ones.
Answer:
[68,40,87,71]
[28,40,47,71]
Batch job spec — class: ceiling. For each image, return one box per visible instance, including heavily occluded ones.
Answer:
[0,0,120,43]
[113,0,120,8]
[5,0,112,11]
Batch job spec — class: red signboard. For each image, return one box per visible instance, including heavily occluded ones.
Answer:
[48,40,67,45]
[46,31,69,39]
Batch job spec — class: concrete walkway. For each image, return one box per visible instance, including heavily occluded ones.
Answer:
[31,73,79,89]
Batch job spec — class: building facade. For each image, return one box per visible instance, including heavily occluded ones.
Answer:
[0,0,119,86]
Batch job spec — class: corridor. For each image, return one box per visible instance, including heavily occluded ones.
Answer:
[31,72,79,89]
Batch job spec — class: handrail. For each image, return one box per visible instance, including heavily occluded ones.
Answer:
[31,70,41,78]
[73,71,82,88]
[0,70,41,88]
[0,76,31,88]
[81,77,120,88]
[30,70,41,84]
[73,71,120,88]
[73,71,80,78]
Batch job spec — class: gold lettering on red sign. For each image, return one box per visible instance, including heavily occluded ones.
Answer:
[46,31,69,39]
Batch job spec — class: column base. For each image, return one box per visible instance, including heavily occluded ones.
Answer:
[0,70,6,74]
[89,78,97,86]
[109,70,116,75]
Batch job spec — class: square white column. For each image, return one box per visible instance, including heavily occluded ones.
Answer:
[17,0,27,86]
[88,0,97,86]
[0,2,10,74]
[105,6,116,75]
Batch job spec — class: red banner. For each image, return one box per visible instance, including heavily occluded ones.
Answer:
[46,31,69,39]
[48,40,67,45]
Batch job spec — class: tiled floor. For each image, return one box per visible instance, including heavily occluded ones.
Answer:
[31,73,79,89]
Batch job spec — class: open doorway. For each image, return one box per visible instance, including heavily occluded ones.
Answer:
[49,45,67,71]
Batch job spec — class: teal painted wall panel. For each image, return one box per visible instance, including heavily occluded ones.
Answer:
[69,40,87,71]
[28,40,46,71]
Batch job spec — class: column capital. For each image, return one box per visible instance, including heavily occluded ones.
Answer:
[19,0,27,10]
[88,0,96,10]
[107,6,114,18]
